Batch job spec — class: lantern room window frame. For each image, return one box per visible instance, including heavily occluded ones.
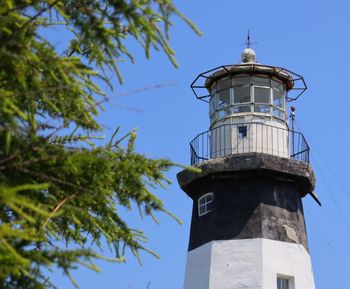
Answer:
[208,76,287,124]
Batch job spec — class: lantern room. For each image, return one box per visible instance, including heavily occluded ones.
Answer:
[190,47,308,163]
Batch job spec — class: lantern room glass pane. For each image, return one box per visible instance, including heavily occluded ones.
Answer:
[254,105,271,113]
[273,90,284,108]
[210,95,217,116]
[217,78,232,91]
[271,79,284,92]
[234,77,251,86]
[254,87,270,103]
[218,89,230,108]
[252,76,270,87]
[234,86,250,103]
[273,108,285,119]
[233,105,251,113]
[218,108,230,119]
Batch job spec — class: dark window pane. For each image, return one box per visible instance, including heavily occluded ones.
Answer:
[238,126,247,138]
[277,277,290,289]
[254,87,270,103]
[199,206,206,215]
[206,201,213,212]
[277,278,282,289]
[218,89,230,108]
[234,86,250,103]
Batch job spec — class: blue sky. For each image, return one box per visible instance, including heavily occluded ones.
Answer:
[51,0,350,288]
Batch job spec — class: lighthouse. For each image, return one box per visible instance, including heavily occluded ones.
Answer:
[177,43,320,289]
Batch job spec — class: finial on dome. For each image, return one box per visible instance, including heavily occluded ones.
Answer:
[241,48,256,63]
[241,30,257,63]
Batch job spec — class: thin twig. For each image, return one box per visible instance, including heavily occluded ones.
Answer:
[42,193,77,229]
[14,166,91,193]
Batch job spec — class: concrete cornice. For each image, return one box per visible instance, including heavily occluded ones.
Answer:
[177,153,316,199]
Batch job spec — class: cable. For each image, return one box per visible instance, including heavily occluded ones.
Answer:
[294,119,350,234]
[306,207,350,282]
[311,155,350,234]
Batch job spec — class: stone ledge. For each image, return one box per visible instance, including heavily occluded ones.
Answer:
[177,153,316,199]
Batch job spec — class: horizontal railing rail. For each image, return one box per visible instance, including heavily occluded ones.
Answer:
[190,122,310,165]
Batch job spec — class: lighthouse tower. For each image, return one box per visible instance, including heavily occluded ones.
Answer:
[177,45,319,289]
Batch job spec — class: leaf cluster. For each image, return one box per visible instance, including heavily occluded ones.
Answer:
[0,1,200,288]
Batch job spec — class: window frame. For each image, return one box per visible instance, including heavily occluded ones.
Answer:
[238,125,247,138]
[198,192,214,217]
[209,76,288,123]
[277,275,294,289]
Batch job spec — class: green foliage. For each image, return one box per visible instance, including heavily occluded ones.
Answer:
[0,1,200,288]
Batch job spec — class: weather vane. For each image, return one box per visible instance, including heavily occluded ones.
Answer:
[244,30,257,48]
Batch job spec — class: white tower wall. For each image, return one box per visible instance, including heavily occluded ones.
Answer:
[210,117,289,159]
[184,239,315,289]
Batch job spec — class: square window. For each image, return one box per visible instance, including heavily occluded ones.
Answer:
[198,193,214,217]
[238,126,247,138]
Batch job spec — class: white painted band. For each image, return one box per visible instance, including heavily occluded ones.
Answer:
[183,238,315,289]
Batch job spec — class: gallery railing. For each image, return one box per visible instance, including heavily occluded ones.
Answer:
[190,122,310,165]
